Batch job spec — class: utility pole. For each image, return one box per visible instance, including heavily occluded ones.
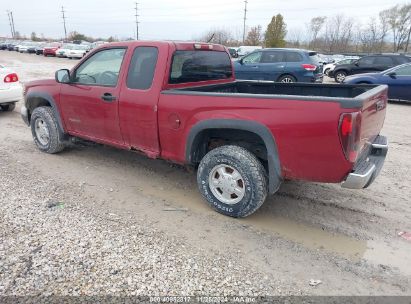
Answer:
[135,2,139,40]
[242,0,248,44]
[405,25,411,53]
[10,11,16,38]
[6,11,14,38]
[61,6,67,41]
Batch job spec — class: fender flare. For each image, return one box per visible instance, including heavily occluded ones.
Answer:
[186,119,282,194]
[25,91,66,134]
[24,92,67,138]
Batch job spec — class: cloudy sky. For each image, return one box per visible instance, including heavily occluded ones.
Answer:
[0,0,403,40]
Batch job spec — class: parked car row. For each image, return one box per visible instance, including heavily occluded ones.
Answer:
[0,40,92,59]
[330,54,411,83]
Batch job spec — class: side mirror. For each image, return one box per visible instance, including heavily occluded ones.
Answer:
[55,69,70,83]
[354,61,359,66]
[387,71,397,79]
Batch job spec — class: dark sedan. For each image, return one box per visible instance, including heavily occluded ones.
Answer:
[344,63,411,101]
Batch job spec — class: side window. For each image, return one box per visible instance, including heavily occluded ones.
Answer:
[261,51,285,63]
[126,47,158,90]
[374,56,394,65]
[395,56,410,64]
[393,65,411,76]
[285,52,303,62]
[73,48,126,86]
[242,52,262,64]
[358,57,375,65]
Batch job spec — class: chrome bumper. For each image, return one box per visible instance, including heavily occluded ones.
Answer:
[21,106,29,126]
[341,135,388,189]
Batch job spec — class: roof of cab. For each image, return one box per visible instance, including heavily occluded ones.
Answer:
[96,40,227,52]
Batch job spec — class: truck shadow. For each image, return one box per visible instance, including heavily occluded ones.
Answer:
[62,140,383,242]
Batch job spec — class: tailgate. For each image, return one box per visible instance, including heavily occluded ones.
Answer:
[358,85,388,154]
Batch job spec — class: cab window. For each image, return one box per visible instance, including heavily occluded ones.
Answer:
[72,48,126,86]
[242,52,262,64]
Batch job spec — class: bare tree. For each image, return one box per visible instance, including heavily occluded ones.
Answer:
[381,4,411,52]
[196,28,234,45]
[287,27,304,48]
[245,25,263,46]
[323,15,354,52]
[309,16,327,48]
[359,16,389,53]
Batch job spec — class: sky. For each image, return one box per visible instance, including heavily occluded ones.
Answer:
[0,0,405,41]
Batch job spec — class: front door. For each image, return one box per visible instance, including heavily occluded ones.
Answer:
[235,51,263,80]
[59,47,127,145]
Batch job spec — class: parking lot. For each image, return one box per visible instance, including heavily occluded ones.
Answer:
[1,50,411,296]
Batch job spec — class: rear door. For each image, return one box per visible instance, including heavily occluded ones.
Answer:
[118,45,165,156]
[234,51,262,80]
[59,47,127,145]
[258,50,285,81]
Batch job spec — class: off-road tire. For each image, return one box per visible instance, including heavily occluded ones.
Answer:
[30,106,66,154]
[0,103,16,112]
[197,145,268,218]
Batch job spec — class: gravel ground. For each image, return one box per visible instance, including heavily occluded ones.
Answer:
[0,51,410,297]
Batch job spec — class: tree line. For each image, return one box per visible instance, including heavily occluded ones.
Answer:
[198,3,411,54]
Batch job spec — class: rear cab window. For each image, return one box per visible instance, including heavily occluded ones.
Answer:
[127,46,158,90]
[169,50,232,84]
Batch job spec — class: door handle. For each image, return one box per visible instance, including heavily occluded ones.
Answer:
[101,93,116,102]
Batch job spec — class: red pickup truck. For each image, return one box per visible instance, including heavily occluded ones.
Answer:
[21,41,388,218]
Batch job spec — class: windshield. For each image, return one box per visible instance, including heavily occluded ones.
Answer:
[169,50,232,84]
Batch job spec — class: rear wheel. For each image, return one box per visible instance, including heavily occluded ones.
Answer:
[334,71,347,83]
[278,74,296,83]
[30,107,66,154]
[197,145,268,218]
[0,103,16,112]
[324,68,330,76]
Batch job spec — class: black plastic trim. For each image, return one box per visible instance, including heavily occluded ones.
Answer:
[162,81,388,109]
[25,91,66,135]
[186,119,282,194]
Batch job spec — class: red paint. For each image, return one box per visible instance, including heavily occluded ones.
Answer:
[24,41,387,184]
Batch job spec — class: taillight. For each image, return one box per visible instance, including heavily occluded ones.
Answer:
[339,112,362,163]
[301,64,317,71]
[4,73,18,83]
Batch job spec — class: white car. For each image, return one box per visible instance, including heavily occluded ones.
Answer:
[67,45,90,59]
[56,44,75,58]
[0,65,23,112]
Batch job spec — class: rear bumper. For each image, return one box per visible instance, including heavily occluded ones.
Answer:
[341,135,388,189]
[0,85,23,103]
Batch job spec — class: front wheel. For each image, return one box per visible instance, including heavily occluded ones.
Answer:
[334,71,347,83]
[197,145,268,218]
[0,103,16,112]
[30,107,66,154]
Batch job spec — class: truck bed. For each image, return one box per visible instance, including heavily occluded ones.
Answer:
[164,81,385,109]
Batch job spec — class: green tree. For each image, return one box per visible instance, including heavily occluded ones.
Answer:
[265,14,287,47]
[31,32,40,41]
[68,31,89,42]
